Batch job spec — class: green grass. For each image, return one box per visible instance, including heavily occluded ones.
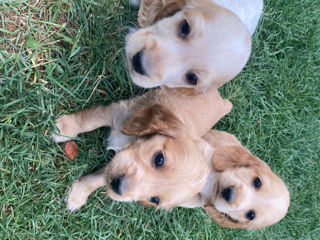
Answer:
[0,0,319,239]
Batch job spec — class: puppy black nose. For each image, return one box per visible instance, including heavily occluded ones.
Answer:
[221,186,234,203]
[132,50,146,75]
[110,176,124,195]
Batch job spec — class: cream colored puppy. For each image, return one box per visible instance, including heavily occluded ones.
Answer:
[126,0,263,91]
[52,109,290,229]
[51,87,290,229]
[181,130,290,229]
[51,87,232,210]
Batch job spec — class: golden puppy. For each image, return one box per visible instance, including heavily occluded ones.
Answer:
[51,87,232,210]
[181,130,290,229]
[52,87,290,228]
[126,0,263,91]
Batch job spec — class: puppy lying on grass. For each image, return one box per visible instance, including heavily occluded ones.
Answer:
[126,0,263,91]
[183,130,290,229]
[51,87,289,229]
[52,87,231,209]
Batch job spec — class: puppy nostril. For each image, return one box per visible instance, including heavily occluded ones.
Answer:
[110,176,124,195]
[132,50,146,75]
[221,186,234,203]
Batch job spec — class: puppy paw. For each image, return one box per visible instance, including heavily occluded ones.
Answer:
[51,115,78,143]
[224,99,233,113]
[66,181,89,212]
[50,133,71,143]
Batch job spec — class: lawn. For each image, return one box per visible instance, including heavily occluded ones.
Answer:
[0,0,319,239]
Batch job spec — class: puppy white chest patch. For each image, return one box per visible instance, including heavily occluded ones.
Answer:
[106,102,137,151]
[107,131,137,152]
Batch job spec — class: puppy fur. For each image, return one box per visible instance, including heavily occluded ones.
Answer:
[52,87,232,210]
[126,0,263,91]
[136,0,263,34]
[181,130,290,229]
[52,87,290,229]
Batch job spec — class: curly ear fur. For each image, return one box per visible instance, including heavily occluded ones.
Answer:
[121,104,183,137]
[204,205,245,229]
[212,146,267,172]
[138,0,186,27]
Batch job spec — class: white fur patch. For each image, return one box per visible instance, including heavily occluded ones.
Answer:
[130,0,140,8]
[106,102,137,151]
[214,0,264,35]
[107,131,137,151]
[201,173,218,203]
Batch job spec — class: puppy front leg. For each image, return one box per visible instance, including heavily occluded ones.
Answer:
[51,103,119,143]
[179,194,203,208]
[67,166,107,211]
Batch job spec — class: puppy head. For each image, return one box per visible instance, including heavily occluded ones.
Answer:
[106,104,210,209]
[205,146,290,229]
[126,0,251,92]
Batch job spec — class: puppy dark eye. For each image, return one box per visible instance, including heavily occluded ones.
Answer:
[246,210,255,220]
[253,177,262,189]
[153,152,164,167]
[150,196,160,205]
[179,19,190,38]
[186,72,198,85]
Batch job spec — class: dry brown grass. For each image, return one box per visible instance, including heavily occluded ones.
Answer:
[0,0,74,80]
[1,1,72,56]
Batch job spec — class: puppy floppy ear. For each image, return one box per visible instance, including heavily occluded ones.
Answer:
[204,205,245,229]
[138,0,186,27]
[121,104,182,138]
[212,146,267,172]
